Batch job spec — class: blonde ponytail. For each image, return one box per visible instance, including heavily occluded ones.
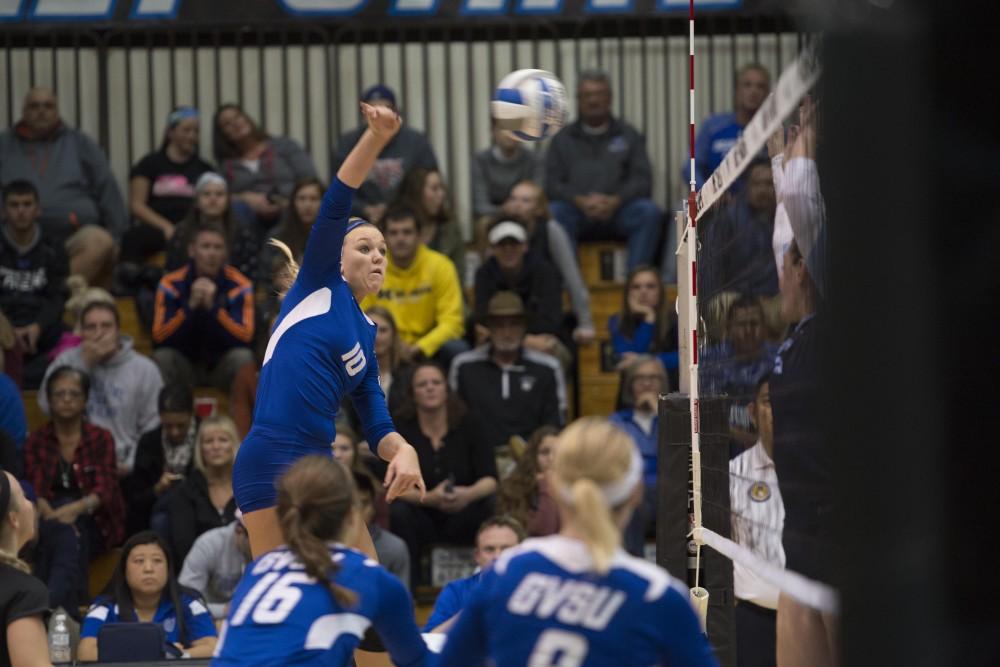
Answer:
[569,478,620,573]
[552,418,640,574]
[268,238,300,298]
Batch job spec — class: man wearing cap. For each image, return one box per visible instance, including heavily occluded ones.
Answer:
[331,84,439,224]
[450,291,565,453]
[474,218,567,365]
[0,87,125,284]
[361,206,466,365]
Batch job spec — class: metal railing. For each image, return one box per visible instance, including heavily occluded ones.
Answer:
[1,16,800,236]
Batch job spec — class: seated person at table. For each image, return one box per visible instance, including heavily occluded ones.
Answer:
[423,515,524,633]
[77,531,217,662]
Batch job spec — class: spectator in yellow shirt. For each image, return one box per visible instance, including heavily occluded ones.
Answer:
[362,207,467,367]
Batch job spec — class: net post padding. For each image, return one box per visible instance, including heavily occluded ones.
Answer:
[658,393,692,580]
[659,392,735,666]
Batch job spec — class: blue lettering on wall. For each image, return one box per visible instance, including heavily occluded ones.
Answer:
[130,0,181,18]
[0,0,742,22]
[658,0,740,10]
[31,0,117,21]
[514,0,564,15]
[0,0,28,22]
[459,0,506,16]
[586,0,634,14]
[388,0,441,16]
[278,0,367,16]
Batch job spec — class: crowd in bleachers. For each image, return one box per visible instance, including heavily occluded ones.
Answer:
[0,60,839,666]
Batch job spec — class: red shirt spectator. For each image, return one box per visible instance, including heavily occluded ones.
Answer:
[24,371,125,548]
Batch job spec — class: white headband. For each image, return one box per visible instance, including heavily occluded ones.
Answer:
[559,444,644,507]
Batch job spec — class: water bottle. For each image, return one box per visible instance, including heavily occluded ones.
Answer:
[48,609,71,664]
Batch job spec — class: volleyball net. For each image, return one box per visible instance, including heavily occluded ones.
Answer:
[658,36,833,663]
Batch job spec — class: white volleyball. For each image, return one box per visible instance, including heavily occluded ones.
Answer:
[491,69,568,142]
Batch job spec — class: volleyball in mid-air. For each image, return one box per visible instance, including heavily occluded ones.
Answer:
[491,69,568,142]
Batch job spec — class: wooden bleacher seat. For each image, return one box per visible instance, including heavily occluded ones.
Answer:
[578,241,628,287]
[21,389,46,432]
[88,547,121,600]
[575,242,628,417]
[115,297,152,357]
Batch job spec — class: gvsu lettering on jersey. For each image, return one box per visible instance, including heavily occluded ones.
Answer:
[507,573,626,630]
[251,550,311,576]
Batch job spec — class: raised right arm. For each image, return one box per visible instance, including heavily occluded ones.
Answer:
[298,105,400,287]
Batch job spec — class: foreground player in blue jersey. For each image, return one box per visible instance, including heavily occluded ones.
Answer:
[214,455,431,667]
[438,417,719,667]
[233,103,425,560]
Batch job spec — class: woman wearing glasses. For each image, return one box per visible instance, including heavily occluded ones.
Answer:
[23,365,125,614]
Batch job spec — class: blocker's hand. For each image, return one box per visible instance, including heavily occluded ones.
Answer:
[360,102,401,141]
[384,441,426,502]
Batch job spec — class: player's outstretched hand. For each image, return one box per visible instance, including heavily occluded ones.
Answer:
[360,102,401,142]
[384,442,426,502]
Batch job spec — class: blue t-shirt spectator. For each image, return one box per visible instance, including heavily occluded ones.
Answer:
[700,195,779,300]
[609,409,659,490]
[686,112,743,189]
[423,570,483,632]
[81,592,217,646]
[608,314,679,371]
[701,340,777,400]
[0,373,27,452]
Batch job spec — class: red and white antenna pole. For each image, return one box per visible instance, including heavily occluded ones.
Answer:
[687,0,702,543]
[686,0,709,631]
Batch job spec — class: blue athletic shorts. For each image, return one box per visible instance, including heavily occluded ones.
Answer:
[233,427,331,513]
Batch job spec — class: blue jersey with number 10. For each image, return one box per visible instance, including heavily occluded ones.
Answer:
[233,177,395,512]
[439,535,718,667]
[251,176,393,451]
[212,545,429,667]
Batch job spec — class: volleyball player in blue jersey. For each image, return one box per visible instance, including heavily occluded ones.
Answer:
[233,104,424,559]
[438,417,719,667]
[213,455,431,666]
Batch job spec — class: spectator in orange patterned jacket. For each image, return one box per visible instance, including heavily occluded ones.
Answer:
[152,223,254,392]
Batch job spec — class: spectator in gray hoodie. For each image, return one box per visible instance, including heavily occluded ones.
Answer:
[38,301,163,475]
[545,70,662,271]
[332,84,439,225]
[179,518,252,619]
[0,87,126,285]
